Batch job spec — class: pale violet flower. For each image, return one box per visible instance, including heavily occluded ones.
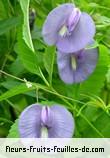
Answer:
[19,104,75,138]
[42,3,95,53]
[57,47,98,84]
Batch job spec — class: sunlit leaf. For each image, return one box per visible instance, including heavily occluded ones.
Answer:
[0,83,35,102]
[7,119,19,138]
[18,0,41,76]
[19,0,34,51]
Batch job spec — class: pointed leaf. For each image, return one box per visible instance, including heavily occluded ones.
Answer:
[43,46,55,83]
[80,45,109,96]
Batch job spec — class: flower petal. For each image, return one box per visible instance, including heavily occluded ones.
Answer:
[42,3,74,45]
[41,106,53,127]
[19,104,42,138]
[56,13,96,53]
[57,52,74,83]
[57,47,99,84]
[48,105,75,138]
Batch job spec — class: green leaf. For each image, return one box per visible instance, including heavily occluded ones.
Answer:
[1,80,21,89]
[75,106,110,137]
[19,0,34,51]
[0,1,8,19]
[0,82,48,102]
[0,35,8,55]
[0,17,20,35]
[1,80,37,98]
[79,45,109,96]
[106,67,110,83]
[9,57,25,76]
[0,83,35,102]
[17,39,40,76]
[7,119,19,138]
[18,0,41,76]
[43,46,55,83]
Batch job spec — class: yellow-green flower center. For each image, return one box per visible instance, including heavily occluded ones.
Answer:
[59,25,68,37]
[71,56,77,71]
[41,127,48,138]
[58,8,81,37]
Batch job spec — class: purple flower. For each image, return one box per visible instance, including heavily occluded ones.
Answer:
[19,104,74,138]
[42,3,95,53]
[57,47,98,84]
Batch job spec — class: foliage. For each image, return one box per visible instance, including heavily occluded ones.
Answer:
[0,0,110,138]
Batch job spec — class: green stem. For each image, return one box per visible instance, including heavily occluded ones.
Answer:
[79,113,104,138]
[0,70,24,82]
[39,68,50,87]
[0,117,13,124]
[0,70,104,137]
[73,83,81,115]
[51,88,104,138]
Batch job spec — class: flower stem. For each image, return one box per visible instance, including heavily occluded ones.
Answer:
[0,70,24,82]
